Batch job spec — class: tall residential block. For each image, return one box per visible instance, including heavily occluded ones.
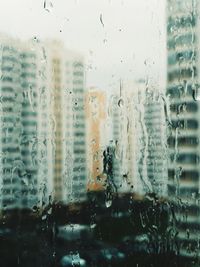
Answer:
[167,0,200,257]
[0,35,87,210]
[44,40,87,204]
[0,35,52,210]
[85,88,106,191]
[110,82,167,196]
[124,82,167,196]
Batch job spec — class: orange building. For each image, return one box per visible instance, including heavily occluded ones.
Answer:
[86,89,106,191]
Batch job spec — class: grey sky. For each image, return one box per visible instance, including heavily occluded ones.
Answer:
[0,0,166,91]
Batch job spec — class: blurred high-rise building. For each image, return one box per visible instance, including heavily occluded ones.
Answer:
[110,81,167,195]
[143,89,168,196]
[122,82,167,196]
[123,83,148,195]
[85,88,106,192]
[0,35,52,210]
[167,0,200,257]
[44,41,87,204]
[0,35,87,210]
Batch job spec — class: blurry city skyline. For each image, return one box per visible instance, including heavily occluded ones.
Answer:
[0,1,199,266]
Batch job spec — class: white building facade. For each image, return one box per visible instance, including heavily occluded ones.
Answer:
[0,35,87,210]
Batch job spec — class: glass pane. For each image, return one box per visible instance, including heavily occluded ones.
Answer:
[0,0,199,267]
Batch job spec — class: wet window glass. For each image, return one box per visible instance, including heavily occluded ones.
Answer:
[0,0,199,267]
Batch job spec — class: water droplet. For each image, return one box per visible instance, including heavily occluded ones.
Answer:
[192,85,200,101]
[42,214,47,220]
[140,213,146,228]
[100,14,104,27]
[118,98,124,107]
[47,207,52,215]
[105,199,112,208]
[44,0,53,12]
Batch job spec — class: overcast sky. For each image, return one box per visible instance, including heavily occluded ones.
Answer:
[0,0,166,91]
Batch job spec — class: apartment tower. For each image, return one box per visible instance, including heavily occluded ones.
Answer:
[167,0,200,257]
